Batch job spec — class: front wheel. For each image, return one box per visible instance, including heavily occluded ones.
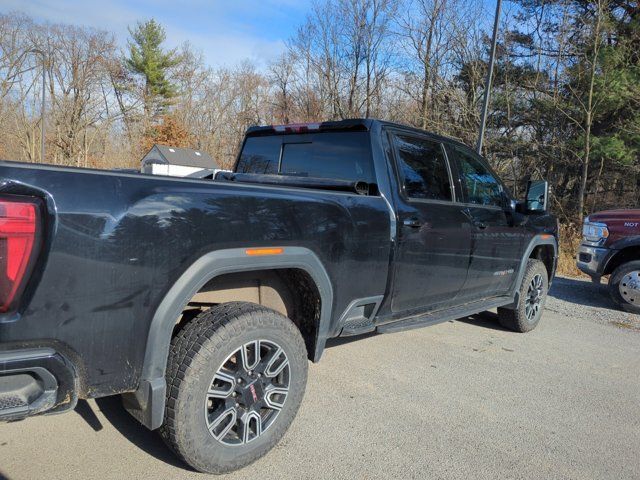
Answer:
[609,261,640,314]
[497,259,548,332]
[159,302,308,474]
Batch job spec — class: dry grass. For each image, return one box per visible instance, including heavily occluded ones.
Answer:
[557,223,586,278]
[611,320,640,331]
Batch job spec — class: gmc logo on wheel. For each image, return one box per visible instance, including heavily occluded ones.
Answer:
[249,384,258,402]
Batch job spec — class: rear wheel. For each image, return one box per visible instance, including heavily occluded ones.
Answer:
[159,302,308,474]
[497,259,548,332]
[609,261,640,314]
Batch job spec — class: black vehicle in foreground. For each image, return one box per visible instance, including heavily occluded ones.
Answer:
[0,119,557,473]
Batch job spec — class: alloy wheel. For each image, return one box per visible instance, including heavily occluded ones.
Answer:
[525,273,544,322]
[204,339,290,446]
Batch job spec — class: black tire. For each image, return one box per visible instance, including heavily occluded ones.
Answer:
[609,261,640,314]
[159,302,308,474]
[497,259,548,332]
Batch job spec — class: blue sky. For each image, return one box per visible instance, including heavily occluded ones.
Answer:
[2,0,313,67]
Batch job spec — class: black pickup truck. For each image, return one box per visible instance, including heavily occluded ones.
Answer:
[0,119,557,473]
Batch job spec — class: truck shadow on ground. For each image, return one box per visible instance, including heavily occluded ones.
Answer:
[80,315,502,471]
[548,276,618,310]
[325,330,378,348]
[79,397,192,471]
[456,312,509,331]
[71,277,619,472]
[327,277,623,341]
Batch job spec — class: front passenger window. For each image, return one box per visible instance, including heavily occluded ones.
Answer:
[451,146,504,207]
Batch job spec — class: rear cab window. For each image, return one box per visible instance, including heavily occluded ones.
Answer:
[235,132,376,185]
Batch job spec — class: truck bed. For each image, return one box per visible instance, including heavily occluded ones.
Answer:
[0,160,392,397]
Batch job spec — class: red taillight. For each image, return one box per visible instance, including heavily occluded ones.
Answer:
[0,199,40,312]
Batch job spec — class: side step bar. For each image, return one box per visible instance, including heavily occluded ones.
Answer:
[377,296,514,334]
[338,296,383,336]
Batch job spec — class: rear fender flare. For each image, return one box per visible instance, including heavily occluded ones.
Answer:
[131,246,333,429]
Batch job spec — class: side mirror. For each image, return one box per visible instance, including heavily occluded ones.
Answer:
[525,180,549,212]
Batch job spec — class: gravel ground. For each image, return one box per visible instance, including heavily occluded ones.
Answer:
[1,275,638,480]
[547,275,640,331]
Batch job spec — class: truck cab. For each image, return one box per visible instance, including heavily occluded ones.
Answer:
[231,119,558,330]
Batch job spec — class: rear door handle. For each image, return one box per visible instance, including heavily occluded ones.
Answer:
[402,218,422,228]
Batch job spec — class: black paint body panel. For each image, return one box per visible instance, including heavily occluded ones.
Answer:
[0,163,391,396]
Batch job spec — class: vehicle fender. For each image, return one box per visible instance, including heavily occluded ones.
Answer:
[129,246,333,430]
[509,235,558,306]
[607,235,640,251]
[600,236,640,274]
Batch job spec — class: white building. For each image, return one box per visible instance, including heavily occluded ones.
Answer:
[141,145,218,177]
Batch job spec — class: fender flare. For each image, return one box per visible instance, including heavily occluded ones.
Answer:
[601,236,640,274]
[509,235,558,304]
[126,246,333,430]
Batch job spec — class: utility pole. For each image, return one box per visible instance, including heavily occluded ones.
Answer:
[476,0,502,155]
[30,49,46,163]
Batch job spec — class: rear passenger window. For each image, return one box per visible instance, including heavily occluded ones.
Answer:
[392,134,452,201]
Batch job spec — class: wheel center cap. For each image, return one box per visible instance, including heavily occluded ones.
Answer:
[240,379,264,409]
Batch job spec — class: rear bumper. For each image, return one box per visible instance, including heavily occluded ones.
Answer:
[0,348,77,422]
[576,244,611,278]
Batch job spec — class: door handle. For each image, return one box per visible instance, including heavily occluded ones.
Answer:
[461,208,487,229]
[474,221,487,229]
[402,218,422,228]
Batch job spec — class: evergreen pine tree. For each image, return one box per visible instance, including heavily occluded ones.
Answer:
[125,19,181,116]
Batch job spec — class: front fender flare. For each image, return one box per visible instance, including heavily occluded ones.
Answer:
[601,236,640,275]
[508,235,558,306]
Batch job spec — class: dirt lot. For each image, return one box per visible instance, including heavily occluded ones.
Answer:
[1,276,639,480]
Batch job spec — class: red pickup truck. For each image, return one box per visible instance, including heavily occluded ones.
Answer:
[577,209,640,312]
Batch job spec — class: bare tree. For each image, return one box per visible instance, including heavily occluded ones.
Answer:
[574,0,610,221]
[39,24,118,165]
[268,53,295,123]
[396,0,448,129]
